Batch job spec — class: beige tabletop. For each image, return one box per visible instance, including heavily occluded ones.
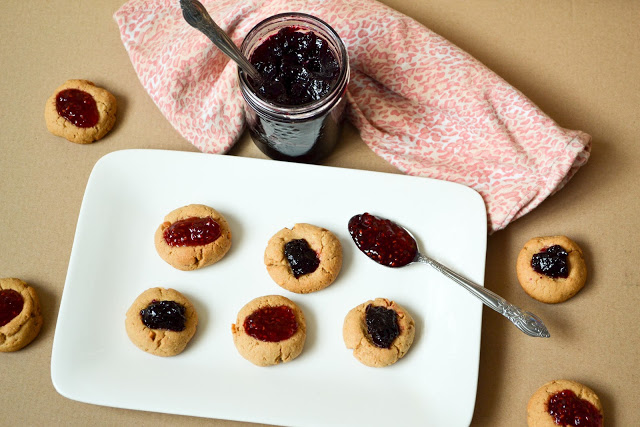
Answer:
[1,0,639,425]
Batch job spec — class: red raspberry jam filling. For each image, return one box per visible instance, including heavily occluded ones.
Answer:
[163,216,221,247]
[547,389,603,427]
[140,300,187,332]
[348,213,418,267]
[284,238,320,278]
[249,27,340,106]
[55,88,100,128]
[531,245,569,278]
[0,289,24,327]
[365,304,400,349]
[243,305,298,342]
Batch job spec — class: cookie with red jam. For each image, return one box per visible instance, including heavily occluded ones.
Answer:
[125,287,198,357]
[527,379,603,427]
[264,223,342,293]
[154,204,232,271]
[343,298,415,367]
[0,278,43,352]
[44,79,117,143]
[517,236,587,303]
[231,295,306,366]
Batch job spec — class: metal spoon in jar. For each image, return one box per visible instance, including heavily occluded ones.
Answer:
[348,213,551,338]
[179,0,263,83]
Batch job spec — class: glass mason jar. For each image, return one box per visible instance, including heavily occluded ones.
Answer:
[238,13,350,163]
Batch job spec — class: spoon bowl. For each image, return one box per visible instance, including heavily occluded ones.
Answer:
[348,213,551,338]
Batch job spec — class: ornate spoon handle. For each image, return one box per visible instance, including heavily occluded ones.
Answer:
[179,0,263,82]
[415,253,550,338]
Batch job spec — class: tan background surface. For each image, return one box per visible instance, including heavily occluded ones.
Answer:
[1,0,638,425]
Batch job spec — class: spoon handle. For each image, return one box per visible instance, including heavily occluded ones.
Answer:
[415,253,550,338]
[179,0,262,82]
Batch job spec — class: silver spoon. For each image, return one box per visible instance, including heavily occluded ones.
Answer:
[179,0,263,83]
[348,213,551,338]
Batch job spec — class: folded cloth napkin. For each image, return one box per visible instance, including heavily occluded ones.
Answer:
[114,0,591,233]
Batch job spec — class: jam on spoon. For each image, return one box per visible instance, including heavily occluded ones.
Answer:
[348,212,417,267]
[347,212,551,338]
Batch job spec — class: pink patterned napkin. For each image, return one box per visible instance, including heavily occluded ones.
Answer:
[114,0,591,233]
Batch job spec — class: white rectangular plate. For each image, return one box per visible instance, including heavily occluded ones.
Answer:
[52,149,487,427]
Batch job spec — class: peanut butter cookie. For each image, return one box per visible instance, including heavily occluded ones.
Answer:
[517,235,587,303]
[231,295,306,366]
[527,379,603,426]
[343,298,415,367]
[44,79,117,143]
[264,223,342,293]
[155,204,232,271]
[0,278,43,352]
[125,287,198,357]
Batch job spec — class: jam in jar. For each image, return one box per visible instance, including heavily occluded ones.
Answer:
[239,13,349,163]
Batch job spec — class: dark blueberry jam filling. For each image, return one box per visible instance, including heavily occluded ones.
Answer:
[0,289,24,327]
[365,304,400,349]
[243,305,298,342]
[348,213,418,268]
[55,88,100,128]
[140,300,187,331]
[547,389,603,427]
[531,245,569,278]
[163,216,221,247]
[284,238,320,278]
[249,27,340,106]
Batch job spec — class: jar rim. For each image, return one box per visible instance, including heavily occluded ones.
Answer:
[238,12,350,121]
